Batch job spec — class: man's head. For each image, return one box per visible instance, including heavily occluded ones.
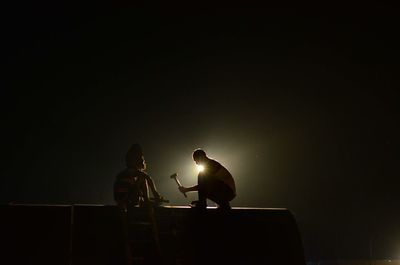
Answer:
[192,148,207,164]
[125,144,146,170]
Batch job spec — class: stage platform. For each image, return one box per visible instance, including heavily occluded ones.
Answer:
[0,204,306,265]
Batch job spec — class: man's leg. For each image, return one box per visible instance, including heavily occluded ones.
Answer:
[191,174,207,208]
[206,180,235,209]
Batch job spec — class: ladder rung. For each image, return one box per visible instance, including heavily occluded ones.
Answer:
[129,222,152,225]
[128,240,153,244]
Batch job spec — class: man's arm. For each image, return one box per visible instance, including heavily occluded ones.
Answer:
[146,175,161,199]
[179,185,198,194]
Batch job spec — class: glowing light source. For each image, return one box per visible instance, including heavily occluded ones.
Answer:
[197,164,205,172]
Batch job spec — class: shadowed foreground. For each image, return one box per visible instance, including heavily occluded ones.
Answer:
[1,204,305,265]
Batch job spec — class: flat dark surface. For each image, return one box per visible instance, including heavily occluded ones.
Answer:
[0,204,72,265]
[0,204,306,265]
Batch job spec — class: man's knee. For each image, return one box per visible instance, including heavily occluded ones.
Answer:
[207,188,234,204]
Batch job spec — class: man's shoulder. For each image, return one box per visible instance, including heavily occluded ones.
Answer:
[137,170,149,178]
[208,159,224,170]
[209,159,232,175]
[116,168,146,179]
[208,158,221,166]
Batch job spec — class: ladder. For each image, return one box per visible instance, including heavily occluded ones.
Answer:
[124,199,168,265]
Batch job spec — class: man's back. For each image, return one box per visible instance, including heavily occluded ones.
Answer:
[203,158,236,195]
[113,168,148,207]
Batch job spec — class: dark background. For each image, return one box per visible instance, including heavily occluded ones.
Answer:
[2,2,399,261]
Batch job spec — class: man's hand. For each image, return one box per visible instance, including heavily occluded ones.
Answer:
[178,186,188,194]
[153,192,161,200]
[150,195,169,206]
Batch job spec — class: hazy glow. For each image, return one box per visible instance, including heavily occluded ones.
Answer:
[197,164,205,172]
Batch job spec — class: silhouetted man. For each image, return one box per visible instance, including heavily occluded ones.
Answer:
[113,144,165,265]
[178,149,236,210]
[113,144,164,211]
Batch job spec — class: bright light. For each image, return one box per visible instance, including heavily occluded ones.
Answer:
[197,164,205,172]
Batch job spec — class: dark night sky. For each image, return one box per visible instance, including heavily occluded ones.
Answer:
[2,2,400,260]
